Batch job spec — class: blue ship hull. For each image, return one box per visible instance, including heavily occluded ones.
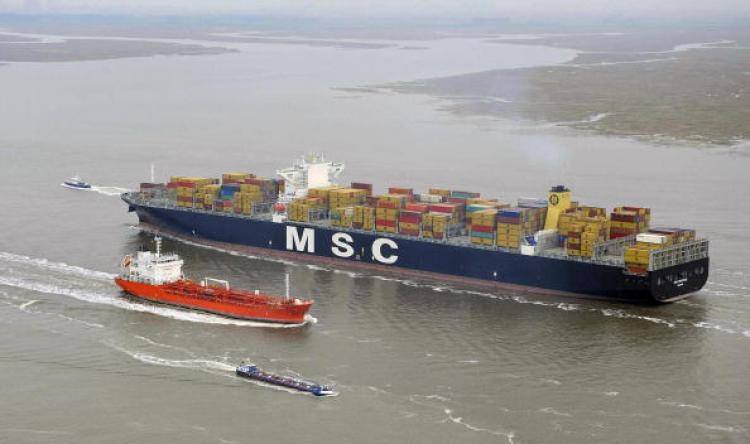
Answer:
[124,195,708,304]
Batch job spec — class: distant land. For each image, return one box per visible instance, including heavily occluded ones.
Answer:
[1,15,748,145]
[380,27,750,145]
[0,36,237,62]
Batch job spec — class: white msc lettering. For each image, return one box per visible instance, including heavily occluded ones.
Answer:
[286,226,315,253]
[372,238,398,264]
[331,232,354,258]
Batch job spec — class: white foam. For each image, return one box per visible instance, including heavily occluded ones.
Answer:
[538,407,572,417]
[90,186,130,197]
[18,299,38,310]
[0,276,310,328]
[130,352,235,372]
[600,309,677,328]
[693,322,736,334]
[423,394,450,402]
[0,251,116,280]
[695,423,742,433]
[443,408,516,442]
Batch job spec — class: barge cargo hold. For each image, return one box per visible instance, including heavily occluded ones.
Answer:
[122,155,709,304]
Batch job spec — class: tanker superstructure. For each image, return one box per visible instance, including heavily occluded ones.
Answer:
[122,154,709,304]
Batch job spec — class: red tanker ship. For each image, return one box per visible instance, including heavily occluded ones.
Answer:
[115,237,313,324]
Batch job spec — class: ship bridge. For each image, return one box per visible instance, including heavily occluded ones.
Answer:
[276,153,344,199]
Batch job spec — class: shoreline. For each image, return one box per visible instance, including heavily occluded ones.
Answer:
[371,29,750,147]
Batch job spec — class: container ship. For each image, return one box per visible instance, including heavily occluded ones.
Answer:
[122,154,709,304]
[115,236,314,323]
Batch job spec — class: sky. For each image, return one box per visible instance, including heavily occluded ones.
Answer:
[1,0,749,20]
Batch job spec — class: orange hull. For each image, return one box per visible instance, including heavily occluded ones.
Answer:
[114,278,312,324]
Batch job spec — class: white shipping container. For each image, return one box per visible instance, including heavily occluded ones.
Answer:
[636,233,669,245]
[416,193,443,203]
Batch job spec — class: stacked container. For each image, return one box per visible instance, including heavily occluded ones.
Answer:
[648,227,696,244]
[623,228,697,272]
[139,183,166,200]
[377,194,409,209]
[450,190,481,200]
[422,213,450,239]
[398,210,422,236]
[353,206,375,230]
[222,172,254,184]
[610,207,650,239]
[415,193,444,204]
[168,177,215,208]
[330,206,355,228]
[428,188,451,199]
[307,186,343,208]
[470,209,497,246]
[466,204,496,231]
[350,182,373,196]
[329,188,367,211]
[565,218,609,257]
[242,177,281,202]
[517,200,548,234]
[428,202,464,226]
[218,183,240,212]
[375,207,399,233]
[388,187,413,197]
[288,197,325,222]
[496,208,528,249]
[200,184,221,210]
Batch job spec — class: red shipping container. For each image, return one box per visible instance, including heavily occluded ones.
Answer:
[376,219,396,228]
[243,177,268,186]
[388,187,413,196]
[611,213,639,222]
[166,182,180,189]
[429,203,459,213]
[351,182,373,195]
[398,211,421,223]
[399,229,420,236]
[405,203,429,212]
[447,197,467,204]
[472,224,495,233]
[377,200,398,209]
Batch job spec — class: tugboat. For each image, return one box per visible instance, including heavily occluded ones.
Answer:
[236,363,335,396]
[114,236,314,324]
[61,176,92,190]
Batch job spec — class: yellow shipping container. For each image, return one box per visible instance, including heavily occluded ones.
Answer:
[429,188,451,197]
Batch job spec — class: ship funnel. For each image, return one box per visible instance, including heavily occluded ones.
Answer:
[544,185,572,230]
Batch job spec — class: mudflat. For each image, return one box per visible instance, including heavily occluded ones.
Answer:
[0,38,237,62]
[381,28,750,145]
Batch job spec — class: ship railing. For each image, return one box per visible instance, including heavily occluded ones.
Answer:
[592,235,636,259]
[648,239,709,272]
